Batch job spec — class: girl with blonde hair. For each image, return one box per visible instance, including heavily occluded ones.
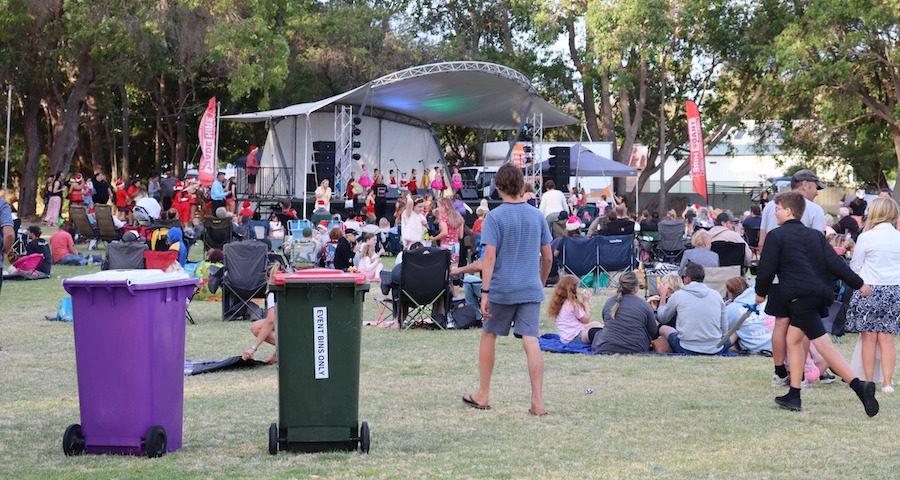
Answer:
[846,197,900,392]
[432,197,465,267]
[548,275,603,344]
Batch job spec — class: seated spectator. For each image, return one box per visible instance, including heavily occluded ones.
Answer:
[241,263,284,365]
[678,229,719,276]
[290,227,321,270]
[269,214,285,239]
[166,227,188,267]
[281,200,298,219]
[640,210,660,233]
[357,243,384,282]
[592,271,658,353]
[708,211,752,266]
[193,248,224,300]
[548,274,603,344]
[591,204,634,237]
[333,228,358,272]
[10,226,52,278]
[724,276,773,355]
[238,200,253,218]
[656,263,732,354]
[742,205,762,231]
[233,214,251,239]
[50,223,88,265]
[648,272,683,328]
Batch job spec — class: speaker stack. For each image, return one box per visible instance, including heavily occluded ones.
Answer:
[544,146,570,193]
[313,141,336,187]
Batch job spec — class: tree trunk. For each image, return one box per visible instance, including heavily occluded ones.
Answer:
[49,52,93,175]
[85,95,107,175]
[120,83,130,180]
[891,124,900,201]
[175,80,188,177]
[19,88,43,218]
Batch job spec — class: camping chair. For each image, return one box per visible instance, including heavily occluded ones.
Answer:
[248,219,269,240]
[94,205,122,243]
[710,241,747,276]
[639,229,660,264]
[398,247,451,330]
[558,236,601,290]
[657,220,686,264]
[103,241,148,270]
[703,265,741,299]
[744,227,761,258]
[68,205,97,243]
[221,241,268,321]
[203,216,234,252]
[11,218,27,257]
[596,234,637,289]
[143,250,179,270]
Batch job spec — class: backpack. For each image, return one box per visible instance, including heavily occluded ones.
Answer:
[322,241,337,268]
[448,304,481,330]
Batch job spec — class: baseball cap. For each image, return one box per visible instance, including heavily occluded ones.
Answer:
[791,169,826,190]
[345,228,358,236]
[715,212,738,225]
[302,227,313,237]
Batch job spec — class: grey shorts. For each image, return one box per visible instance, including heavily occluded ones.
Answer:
[483,302,541,338]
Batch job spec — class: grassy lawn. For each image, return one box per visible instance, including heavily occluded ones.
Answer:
[1,237,899,479]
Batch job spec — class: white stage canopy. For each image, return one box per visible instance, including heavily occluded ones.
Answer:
[222,61,579,201]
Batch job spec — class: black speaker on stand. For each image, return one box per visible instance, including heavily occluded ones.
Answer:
[547,146,571,193]
[313,150,336,187]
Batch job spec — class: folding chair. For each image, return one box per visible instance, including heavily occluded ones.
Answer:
[558,236,601,290]
[596,234,638,290]
[143,250,179,270]
[657,220,686,264]
[744,227,761,258]
[203,216,234,252]
[398,247,451,330]
[711,241,747,275]
[68,205,97,243]
[221,241,268,321]
[103,241,148,270]
[11,218,27,257]
[248,219,269,240]
[703,265,741,299]
[93,205,122,244]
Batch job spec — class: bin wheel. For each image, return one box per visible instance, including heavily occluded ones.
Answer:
[268,423,278,455]
[360,421,370,454]
[143,425,167,458]
[62,424,85,456]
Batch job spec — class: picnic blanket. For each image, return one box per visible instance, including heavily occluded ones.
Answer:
[184,356,267,376]
[539,333,737,357]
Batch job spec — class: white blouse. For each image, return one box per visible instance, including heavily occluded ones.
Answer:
[849,222,900,285]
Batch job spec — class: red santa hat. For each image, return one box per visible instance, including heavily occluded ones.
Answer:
[566,216,583,231]
[114,179,125,189]
[174,181,184,191]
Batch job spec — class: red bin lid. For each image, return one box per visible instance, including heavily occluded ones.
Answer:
[273,268,366,285]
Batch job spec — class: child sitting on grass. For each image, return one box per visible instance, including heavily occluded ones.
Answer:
[241,263,284,365]
[755,190,878,415]
[548,274,603,344]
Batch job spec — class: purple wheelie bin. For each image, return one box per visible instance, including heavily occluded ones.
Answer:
[61,270,198,457]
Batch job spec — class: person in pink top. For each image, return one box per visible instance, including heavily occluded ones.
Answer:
[432,197,464,268]
[548,274,602,344]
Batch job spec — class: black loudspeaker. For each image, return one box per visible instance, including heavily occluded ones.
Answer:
[385,189,401,200]
[548,146,571,156]
[460,188,479,200]
[317,162,335,185]
[543,166,570,193]
[313,141,336,152]
[549,150,570,168]
[306,173,318,192]
[314,152,335,165]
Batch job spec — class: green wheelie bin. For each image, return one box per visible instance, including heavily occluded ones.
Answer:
[268,269,371,454]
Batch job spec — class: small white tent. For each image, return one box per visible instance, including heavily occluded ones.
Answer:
[222,61,578,204]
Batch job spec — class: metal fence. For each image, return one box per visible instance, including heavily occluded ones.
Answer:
[232,167,294,199]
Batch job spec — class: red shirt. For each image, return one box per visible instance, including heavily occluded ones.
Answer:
[473,218,484,234]
[49,230,75,263]
[127,186,138,205]
[238,207,253,217]
[115,189,128,207]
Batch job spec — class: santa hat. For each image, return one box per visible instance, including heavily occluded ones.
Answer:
[174,181,184,191]
[318,220,329,230]
[242,200,251,208]
[114,180,125,189]
[250,145,258,151]
[73,173,83,182]
[316,199,326,207]
[566,216,583,231]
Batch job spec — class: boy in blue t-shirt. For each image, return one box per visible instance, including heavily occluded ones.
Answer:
[461,164,552,416]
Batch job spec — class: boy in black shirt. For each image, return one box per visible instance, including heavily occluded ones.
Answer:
[755,191,879,415]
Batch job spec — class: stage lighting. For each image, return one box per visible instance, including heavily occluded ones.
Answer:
[353,117,362,125]
[352,153,361,161]
[352,141,361,148]
[353,128,361,136]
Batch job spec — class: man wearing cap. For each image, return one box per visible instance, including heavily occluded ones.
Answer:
[210,171,227,214]
[708,211,752,266]
[246,145,260,198]
[758,168,826,387]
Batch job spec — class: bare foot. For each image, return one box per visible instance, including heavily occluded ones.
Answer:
[265,353,277,365]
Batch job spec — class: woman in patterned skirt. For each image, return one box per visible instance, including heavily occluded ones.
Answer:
[846,196,900,393]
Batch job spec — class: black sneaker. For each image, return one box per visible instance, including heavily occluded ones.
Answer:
[774,393,801,411]
[854,380,880,417]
